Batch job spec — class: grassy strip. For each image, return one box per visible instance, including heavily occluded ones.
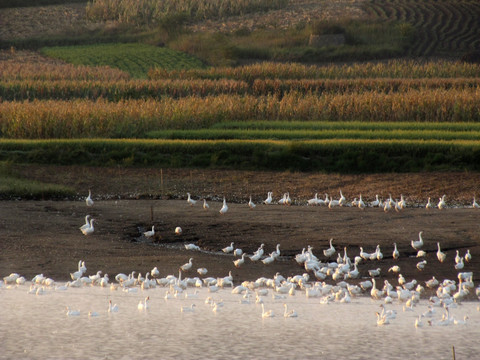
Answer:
[0,139,479,173]
[40,43,205,78]
[2,77,480,101]
[145,128,480,141]
[211,121,480,132]
[0,162,74,199]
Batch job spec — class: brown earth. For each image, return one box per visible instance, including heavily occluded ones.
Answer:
[1,165,479,299]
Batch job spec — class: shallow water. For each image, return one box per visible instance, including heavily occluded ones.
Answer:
[1,285,479,360]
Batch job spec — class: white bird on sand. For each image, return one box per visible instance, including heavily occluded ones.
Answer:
[358,194,365,210]
[307,193,319,206]
[392,243,399,260]
[86,190,94,207]
[187,192,196,206]
[248,196,256,209]
[234,254,246,268]
[339,190,346,206]
[388,265,400,273]
[203,199,209,210]
[455,250,462,264]
[233,248,243,256]
[426,197,432,209]
[180,258,193,272]
[283,303,298,318]
[144,225,155,238]
[455,257,464,270]
[465,249,472,262]
[438,195,446,210]
[66,307,81,316]
[411,231,424,250]
[184,243,200,251]
[79,215,91,232]
[80,218,95,235]
[219,197,228,214]
[264,192,273,205]
[197,268,208,275]
[222,242,234,253]
[323,238,335,258]
[370,195,380,207]
[436,242,446,263]
[416,260,427,270]
[175,227,182,235]
[472,197,480,209]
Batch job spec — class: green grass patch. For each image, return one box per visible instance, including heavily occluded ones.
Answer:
[1,138,480,173]
[40,43,205,78]
[0,161,75,199]
[145,127,480,141]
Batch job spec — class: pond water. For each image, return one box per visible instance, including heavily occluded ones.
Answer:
[1,284,479,360]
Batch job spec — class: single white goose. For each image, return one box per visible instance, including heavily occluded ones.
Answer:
[368,268,381,277]
[143,225,155,238]
[455,257,464,270]
[197,267,208,275]
[357,194,365,210]
[425,197,432,209]
[86,190,94,207]
[180,258,193,272]
[465,249,472,262]
[285,192,292,206]
[323,238,335,258]
[472,197,480,209]
[138,296,150,311]
[339,190,346,206]
[175,227,182,235]
[425,276,439,289]
[80,218,95,235]
[261,303,274,318]
[411,231,424,250]
[222,242,234,253]
[375,311,390,326]
[108,300,118,313]
[438,195,446,210]
[187,192,196,206]
[283,303,298,318]
[436,242,446,263]
[263,191,273,205]
[185,243,200,251]
[414,315,424,328]
[66,307,80,316]
[393,243,400,260]
[388,265,400,273]
[370,194,380,207]
[307,193,319,206]
[79,215,91,232]
[278,193,287,205]
[416,250,426,257]
[234,254,246,268]
[180,304,196,312]
[233,248,243,256]
[453,315,468,325]
[455,250,462,264]
[219,197,228,214]
[416,260,427,271]
[248,196,256,209]
[203,199,209,210]
[262,253,276,265]
[328,197,340,209]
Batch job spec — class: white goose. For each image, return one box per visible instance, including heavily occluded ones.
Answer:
[143,225,155,238]
[66,307,81,316]
[261,303,274,318]
[180,304,196,312]
[357,194,365,210]
[438,195,446,210]
[203,199,209,210]
[86,190,94,207]
[436,242,446,263]
[180,258,193,272]
[219,197,228,214]
[393,243,399,260]
[425,197,432,209]
[234,254,246,268]
[472,197,480,209]
[283,303,298,318]
[138,296,150,311]
[248,196,256,209]
[307,193,319,206]
[370,194,380,207]
[184,243,200,251]
[323,238,335,258]
[187,192,197,206]
[197,267,208,275]
[80,218,95,235]
[79,215,91,232]
[465,249,472,262]
[108,300,118,313]
[339,190,346,206]
[222,242,234,253]
[411,231,424,250]
[263,191,273,205]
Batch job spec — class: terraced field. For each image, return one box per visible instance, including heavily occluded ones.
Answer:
[363,0,480,56]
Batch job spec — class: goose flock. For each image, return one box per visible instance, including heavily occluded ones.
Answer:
[2,188,479,330]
